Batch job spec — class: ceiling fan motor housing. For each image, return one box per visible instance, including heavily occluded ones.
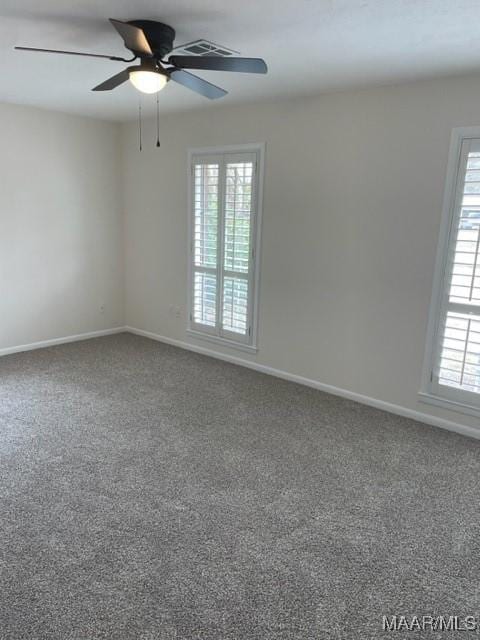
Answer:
[128,20,176,58]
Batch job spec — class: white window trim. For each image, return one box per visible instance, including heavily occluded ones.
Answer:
[420,126,480,418]
[186,143,265,353]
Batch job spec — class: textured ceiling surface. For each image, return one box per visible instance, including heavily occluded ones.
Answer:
[2,0,480,121]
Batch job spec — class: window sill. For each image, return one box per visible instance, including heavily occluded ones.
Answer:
[418,391,480,420]
[186,329,258,354]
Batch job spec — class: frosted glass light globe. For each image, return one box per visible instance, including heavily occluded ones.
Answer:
[129,70,167,94]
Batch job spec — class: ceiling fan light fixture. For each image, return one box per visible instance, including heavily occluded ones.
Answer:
[129,69,167,94]
[15,18,267,100]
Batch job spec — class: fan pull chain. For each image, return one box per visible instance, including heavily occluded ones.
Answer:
[138,97,143,152]
[156,93,161,148]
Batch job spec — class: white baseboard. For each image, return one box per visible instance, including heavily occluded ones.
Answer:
[0,327,127,358]
[2,323,477,441]
[126,325,480,441]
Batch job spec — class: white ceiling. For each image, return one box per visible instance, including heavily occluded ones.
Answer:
[2,0,480,122]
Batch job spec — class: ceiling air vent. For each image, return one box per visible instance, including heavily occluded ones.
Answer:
[171,39,239,58]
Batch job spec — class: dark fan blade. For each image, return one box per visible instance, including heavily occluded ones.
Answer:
[169,69,227,99]
[109,19,152,56]
[14,46,133,62]
[168,56,267,74]
[92,68,130,91]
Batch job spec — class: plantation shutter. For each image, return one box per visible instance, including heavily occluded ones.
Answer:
[190,150,259,346]
[192,158,220,332]
[432,138,480,402]
[221,153,255,339]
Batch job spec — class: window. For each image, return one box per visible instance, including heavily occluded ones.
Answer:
[421,128,480,415]
[188,145,263,350]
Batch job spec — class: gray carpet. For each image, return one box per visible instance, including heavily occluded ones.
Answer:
[1,333,479,639]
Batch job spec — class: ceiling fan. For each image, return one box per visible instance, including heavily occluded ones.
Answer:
[15,19,268,99]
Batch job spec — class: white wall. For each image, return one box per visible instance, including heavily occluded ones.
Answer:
[121,72,480,432]
[0,104,123,350]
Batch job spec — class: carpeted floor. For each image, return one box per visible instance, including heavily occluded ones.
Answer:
[1,333,479,639]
